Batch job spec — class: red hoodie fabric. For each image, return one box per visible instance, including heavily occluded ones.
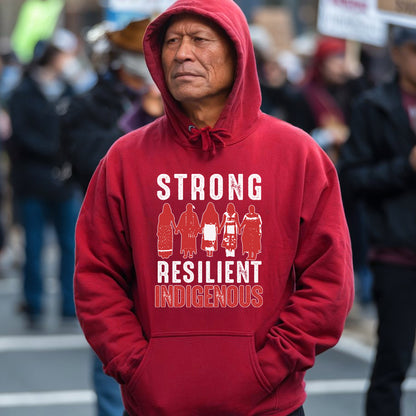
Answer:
[74,1,354,415]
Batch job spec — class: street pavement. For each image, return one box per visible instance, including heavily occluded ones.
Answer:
[0,227,415,416]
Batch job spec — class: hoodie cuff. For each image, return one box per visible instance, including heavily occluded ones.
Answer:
[257,340,292,389]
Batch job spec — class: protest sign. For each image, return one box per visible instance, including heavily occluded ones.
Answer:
[318,0,388,46]
[378,0,416,15]
[11,0,64,63]
[377,0,416,27]
[106,0,175,28]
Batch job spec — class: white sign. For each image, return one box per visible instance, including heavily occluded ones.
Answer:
[377,0,416,28]
[318,0,388,46]
[106,0,175,28]
[108,0,175,14]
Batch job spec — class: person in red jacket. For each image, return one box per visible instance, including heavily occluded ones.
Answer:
[74,1,354,415]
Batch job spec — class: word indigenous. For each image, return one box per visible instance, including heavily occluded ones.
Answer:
[155,260,264,308]
[155,284,263,308]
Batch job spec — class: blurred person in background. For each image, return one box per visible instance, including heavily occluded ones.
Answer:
[7,36,81,329]
[0,40,19,143]
[338,26,416,416]
[0,41,22,103]
[0,53,12,144]
[62,18,163,193]
[50,28,97,95]
[0,51,13,259]
[301,36,363,163]
[61,18,163,416]
[250,24,310,130]
[302,35,373,305]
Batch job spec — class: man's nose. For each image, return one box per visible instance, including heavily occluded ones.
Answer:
[174,37,194,62]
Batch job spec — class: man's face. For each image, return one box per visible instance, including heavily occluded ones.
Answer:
[161,14,236,108]
[392,41,416,93]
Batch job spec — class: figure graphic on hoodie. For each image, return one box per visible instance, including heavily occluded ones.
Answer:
[240,205,262,260]
[157,203,177,259]
[200,202,220,257]
[220,203,240,257]
[176,203,201,259]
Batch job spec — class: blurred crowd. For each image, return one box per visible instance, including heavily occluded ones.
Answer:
[0,1,415,416]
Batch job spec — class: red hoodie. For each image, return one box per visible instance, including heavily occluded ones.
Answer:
[74,1,354,415]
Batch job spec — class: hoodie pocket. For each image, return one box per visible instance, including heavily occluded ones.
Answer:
[126,332,274,416]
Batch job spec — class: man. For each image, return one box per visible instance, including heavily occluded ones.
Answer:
[74,1,354,415]
[339,26,416,416]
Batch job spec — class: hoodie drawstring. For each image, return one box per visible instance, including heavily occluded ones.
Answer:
[188,126,230,156]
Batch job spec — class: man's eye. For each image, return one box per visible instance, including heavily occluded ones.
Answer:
[166,38,178,45]
[194,37,207,43]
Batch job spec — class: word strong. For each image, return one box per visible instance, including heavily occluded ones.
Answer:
[157,173,262,201]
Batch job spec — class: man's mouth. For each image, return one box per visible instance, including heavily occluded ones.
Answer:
[174,72,200,79]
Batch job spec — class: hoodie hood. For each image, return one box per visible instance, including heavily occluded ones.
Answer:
[143,0,261,152]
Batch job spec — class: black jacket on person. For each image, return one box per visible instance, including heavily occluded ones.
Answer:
[338,77,416,251]
[7,73,75,201]
[61,74,133,192]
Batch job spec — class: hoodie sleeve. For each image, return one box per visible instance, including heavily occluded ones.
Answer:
[74,155,148,385]
[257,148,354,388]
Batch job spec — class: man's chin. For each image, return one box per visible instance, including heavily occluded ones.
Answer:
[171,89,205,104]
